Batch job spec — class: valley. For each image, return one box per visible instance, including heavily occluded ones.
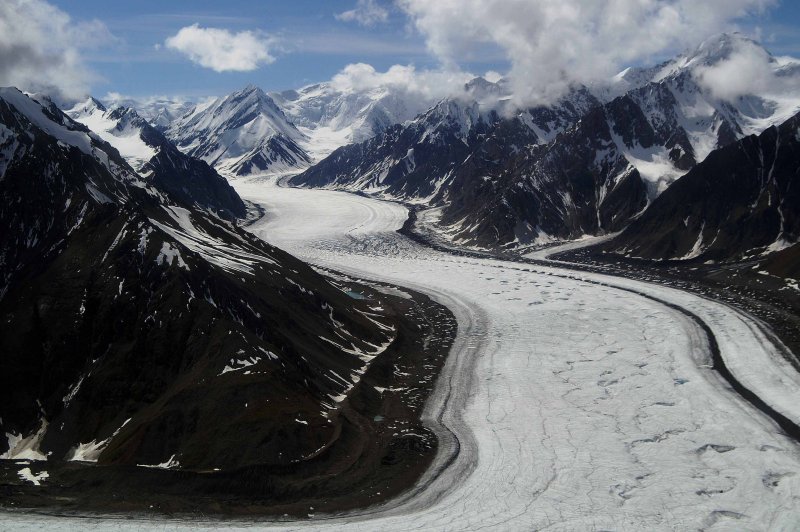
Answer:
[1,6,799,527]
[7,176,798,529]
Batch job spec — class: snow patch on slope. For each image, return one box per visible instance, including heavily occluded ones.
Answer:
[1,419,48,461]
[68,102,157,170]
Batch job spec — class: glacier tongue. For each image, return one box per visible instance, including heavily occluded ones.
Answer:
[230,177,800,530]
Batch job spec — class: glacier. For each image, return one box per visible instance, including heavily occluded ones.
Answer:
[6,175,799,531]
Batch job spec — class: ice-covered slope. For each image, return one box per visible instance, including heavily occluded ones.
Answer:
[605,33,800,193]
[67,98,246,219]
[0,87,395,471]
[271,82,435,162]
[604,110,800,266]
[66,97,156,170]
[167,85,311,176]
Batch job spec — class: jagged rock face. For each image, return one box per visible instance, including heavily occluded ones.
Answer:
[437,106,649,247]
[603,111,800,268]
[293,89,647,247]
[166,85,311,176]
[293,99,499,200]
[68,100,246,219]
[0,88,394,470]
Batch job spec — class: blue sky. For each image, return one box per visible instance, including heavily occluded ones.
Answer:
[46,1,442,97]
[43,1,800,99]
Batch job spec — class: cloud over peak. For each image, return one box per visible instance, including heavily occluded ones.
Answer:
[331,62,474,102]
[398,0,778,106]
[694,34,798,102]
[165,24,276,72]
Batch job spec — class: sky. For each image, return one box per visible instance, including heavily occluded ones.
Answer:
[2,0,800,104]
[45,0,443,98]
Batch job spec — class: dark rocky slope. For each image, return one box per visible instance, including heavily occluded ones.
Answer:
[0,87,409,477]
[293,90,652,248]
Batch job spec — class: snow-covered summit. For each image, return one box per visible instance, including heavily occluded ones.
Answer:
[270,81,432,161]
[69,96,107,116]
[599,33,800,191]
[166,84,311,177]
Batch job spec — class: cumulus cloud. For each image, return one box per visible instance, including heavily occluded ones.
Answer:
[165,25,275,72]
[397,0,777,106]
[331,63,474,101]
[336,0,390,27]
[695,38,788,101]
[0,0,111,100]
[483,71,503,84]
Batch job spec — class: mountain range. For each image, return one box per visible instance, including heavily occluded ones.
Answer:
[1,29,799,515]
[49,33,799,269]
[291,34,800,252]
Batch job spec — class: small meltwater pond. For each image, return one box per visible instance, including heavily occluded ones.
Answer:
[344,289,368,300]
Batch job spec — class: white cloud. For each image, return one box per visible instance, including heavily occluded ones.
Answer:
[691,36,800,104]
[331,63,474,101]
[0,0,111,101]
[336,0,390,27]
[695,39,778,101]
[483,71,503,84]
[164,24,275,72]
[397,0,778,106]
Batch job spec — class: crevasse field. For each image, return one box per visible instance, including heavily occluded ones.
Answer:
[6,177,800,531]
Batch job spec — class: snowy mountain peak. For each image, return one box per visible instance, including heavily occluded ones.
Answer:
[102,94,197,132]
[65,94,246,218]
[426,97,481,120]
[613,33,773,89]
[464,76,494,92]
[0,87,155,200]
[418,97,487,142]
[271,80,439,160]
[165,85,311,176]
[70,96,107,116]
[687,32,768,67]
[223,84,283,115]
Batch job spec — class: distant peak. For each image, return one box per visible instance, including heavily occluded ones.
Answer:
[87,96,107,112]
[107,105,142,122]
[64,95,107,117]
[227,84,273,105]
[687,32,769,65]
[240,83,265,95]
[223,84,285,116]
[423,97,481,124]
[465,76,491,89]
